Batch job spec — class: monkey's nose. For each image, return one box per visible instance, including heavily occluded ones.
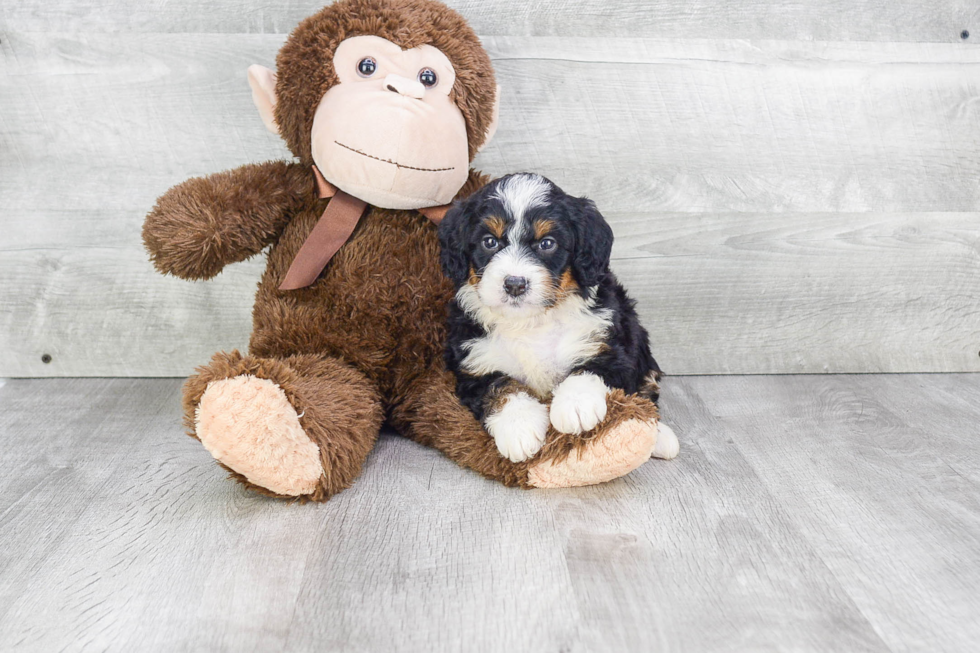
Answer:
[383,74,425,100]
[503,276,528,297]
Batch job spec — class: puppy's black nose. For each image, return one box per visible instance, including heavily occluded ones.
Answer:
[503,276,528,297]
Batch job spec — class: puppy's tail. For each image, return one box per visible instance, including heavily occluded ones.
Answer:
[652,422,680,460]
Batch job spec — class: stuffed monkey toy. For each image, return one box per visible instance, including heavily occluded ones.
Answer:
[143,0,670,501]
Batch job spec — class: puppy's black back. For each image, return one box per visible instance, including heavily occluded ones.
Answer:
[583,273,662,402]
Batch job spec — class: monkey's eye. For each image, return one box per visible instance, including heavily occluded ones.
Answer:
[357,57,377,77]
[482,235,499,250]
[418,68,438,87]
[538,237,557,251]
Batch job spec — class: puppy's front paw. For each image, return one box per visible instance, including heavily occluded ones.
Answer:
[550,373,610,435]
[485,392,550,462]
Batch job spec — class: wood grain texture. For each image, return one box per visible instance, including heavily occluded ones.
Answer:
[482,38,980,214]
[611,211,980,374]
[6,35,980,214]
[2,210,977,376]
[1,0,977,42]
[690,374,980,652]
[2,30,979,376]
[1,375,979,651]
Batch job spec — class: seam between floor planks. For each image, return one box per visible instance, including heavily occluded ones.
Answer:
[1,375,978,651]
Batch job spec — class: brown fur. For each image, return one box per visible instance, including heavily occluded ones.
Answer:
[144,0,660,501]
[555,268,579,302]
[483,216,506,238]
[533,219,556,240]
[182,350,384,501]
[639,370,662,403]
[532,268,580,308]
[144,161,314,280]
[483,378,538,412]
[536,389,659,468]
[273,0,496,164]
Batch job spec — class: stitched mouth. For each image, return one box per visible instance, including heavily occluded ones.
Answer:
[334,141,455,172]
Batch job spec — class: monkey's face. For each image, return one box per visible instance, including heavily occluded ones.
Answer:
[309,35,470,210]
[250,0,499,210]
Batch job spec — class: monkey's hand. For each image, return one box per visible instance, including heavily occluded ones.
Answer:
[142,161,313,280]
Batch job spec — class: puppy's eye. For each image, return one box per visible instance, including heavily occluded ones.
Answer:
[538,237,557,251]
[482,235,499,250]
[418,67,438,87]
[357,57,377,77]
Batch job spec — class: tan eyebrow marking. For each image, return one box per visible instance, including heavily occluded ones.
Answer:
[534,219,556,240]
[483,216,506,238]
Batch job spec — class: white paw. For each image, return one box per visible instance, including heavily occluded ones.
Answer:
[485,392,550,462]
[652,422,679,460]
[550,373,610,435]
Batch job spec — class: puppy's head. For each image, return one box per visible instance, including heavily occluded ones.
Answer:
[439,173,613,320]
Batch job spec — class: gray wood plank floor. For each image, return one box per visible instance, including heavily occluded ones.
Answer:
[0,375,977,652]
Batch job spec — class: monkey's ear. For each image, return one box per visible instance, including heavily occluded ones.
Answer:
[477,85,501,154]
[247,65,279,135]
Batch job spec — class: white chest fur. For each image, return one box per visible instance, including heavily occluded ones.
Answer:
[459,294,613,397]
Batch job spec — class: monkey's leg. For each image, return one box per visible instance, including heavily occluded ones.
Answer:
[392,368,668,489]
[183,350,383,501]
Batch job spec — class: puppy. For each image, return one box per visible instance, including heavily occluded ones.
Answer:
[439,173,676,463]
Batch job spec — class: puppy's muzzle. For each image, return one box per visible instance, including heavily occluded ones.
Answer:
[503,276,528,298]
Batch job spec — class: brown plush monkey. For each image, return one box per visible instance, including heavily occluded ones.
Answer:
[143,0,668,501]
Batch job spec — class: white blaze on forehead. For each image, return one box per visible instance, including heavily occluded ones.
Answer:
[491,173,550,237]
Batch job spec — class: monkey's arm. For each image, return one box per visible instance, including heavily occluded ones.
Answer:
[143,160,313,280]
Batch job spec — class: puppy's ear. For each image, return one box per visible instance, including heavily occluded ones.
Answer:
[568,197,614,288]
[438,199,474,287]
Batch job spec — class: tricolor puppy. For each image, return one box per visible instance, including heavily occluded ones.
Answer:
[439,173,670,463]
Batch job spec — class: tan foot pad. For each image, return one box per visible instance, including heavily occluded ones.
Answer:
[527,418,658,489]
[196,375,323,496]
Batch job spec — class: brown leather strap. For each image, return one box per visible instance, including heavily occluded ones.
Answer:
[418,204,450,224]
[279,188,367,290]
[316,162,449,223]
[279,165,450,290]
[311,164,338,199]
